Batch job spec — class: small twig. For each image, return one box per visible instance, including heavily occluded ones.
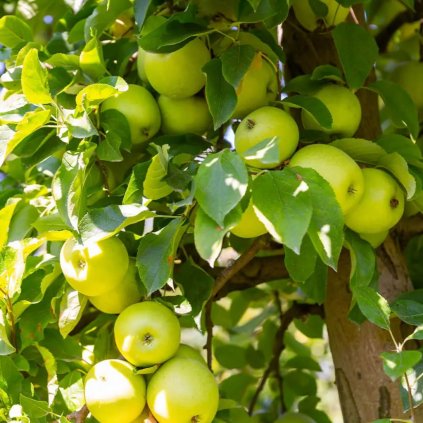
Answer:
[205,300,213,370]
[248,302,323,415]
[273,291,286,414]
[95,159,111,196]
[349,7,360,25]
[404,372,416,422]
[212,235,268,297]
[67,405,89,423]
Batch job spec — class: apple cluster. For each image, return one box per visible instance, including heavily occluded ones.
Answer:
[59,239,219,423]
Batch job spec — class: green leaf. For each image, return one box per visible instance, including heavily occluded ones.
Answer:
[80,37,107,80]
[377,152,416,199]
[311,65,344,82]
[241,137,281,167]
[143,147,174,200]
[174,261,213,315]
[195,150,248,227]
[221,44,256,88]
[75,81,128,111]
[137,218,185,295]
[203,59,237,130]
[283,95,332,129]
[21,49,53,105]
[59,371,85,411]
[0,310,15,355]
[345,230,377,289]
[194,206,242,266]
[0,16,32,48]
[79,204,155,243]
[293,167,344,268]
[96,132,123,162]
[353,286,391,331]
[52,147,95,231]
[284,235,317,283]
[376,134,422,164]
[134,0,152,29]
[369,80,419,139]
[123,161,151,205]
[59,288,88,338]
[391,298,423,326]
[215,344,247,369]
[0,244,25,298]
[238,0,290,24]
[0,199,20,249]
[252,169,312,253]
[330,138,387,165]
[138,9,210,52]
[19,394,50,418]
[332,23,379,89]
[381,351,422,381]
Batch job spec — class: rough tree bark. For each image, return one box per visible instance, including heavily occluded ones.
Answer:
[282,9,423,422]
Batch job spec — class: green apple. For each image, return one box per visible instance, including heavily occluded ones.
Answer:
[235,106,299,168]
[84,359,146,423]
[143,38,211,98]
[174,344,206,365]
[230,199,267,238]
[391,62,423,111]
[114,301,181,367]
[147,357,219,423]
[232,54,278,118]
[344,168,405,234]
[275,412,316,423]
[289,144,364,214]
[88,259,142,314]
[291,0,350,31]
[301,84,362,137]
[101,84,161,145]
[158,95,212,135]
[60,236,129,296]
[359,230,389,248]
[137,48,149,84]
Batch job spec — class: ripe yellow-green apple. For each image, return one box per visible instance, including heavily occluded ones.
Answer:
[235,106,299,168]
[84,359,146,423]
[60,236,129,296]
[143,38,211,98]
[230,200,267,238]
[158,95,212,135]
[101,84,161,145]
[301,84,362,137]
[114,301,181,367]
[344,168,405,233]
[137,48,149,84]
[174,344,206,365]
[88,260,142,314]
[289,144,364,214]
[359,230,389,248]
[232,54,278,118]
[291,0,350,31]
[275,412,316,423]
[147,357,219,423]
[110,9,134,39]
[391,62,423,112]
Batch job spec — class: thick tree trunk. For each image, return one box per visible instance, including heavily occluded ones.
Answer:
[283,11,423,422]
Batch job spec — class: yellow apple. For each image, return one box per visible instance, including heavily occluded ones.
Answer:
[114,301,181,367]
[235,106,299,168]
[391,62,423,112]
[143,38,211,98]
[84,359,146,423]
[230,199,267,238]
[137,48,149,84]
[359,230,389,248]
[173,344,206,365]
[232,53,278,119]
[291,0,350,31]
[344,168,405,233]
[147,357,219,423]
[301,84,362,137]
[101,84,161,145]
[276,412,316,423]
[88,259,143,314]
[289,144,364,214]
[60,236,129,296]
[158,95,212,135]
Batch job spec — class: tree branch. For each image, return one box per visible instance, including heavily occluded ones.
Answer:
[67,405,89,423]
[248,302,324,415]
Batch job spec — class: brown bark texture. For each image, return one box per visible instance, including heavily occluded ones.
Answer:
[282,11,423,422]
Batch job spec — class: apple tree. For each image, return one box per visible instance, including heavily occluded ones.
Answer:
[0,0,423,422]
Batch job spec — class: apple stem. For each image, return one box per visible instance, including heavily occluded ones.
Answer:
[246,119,256,130]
